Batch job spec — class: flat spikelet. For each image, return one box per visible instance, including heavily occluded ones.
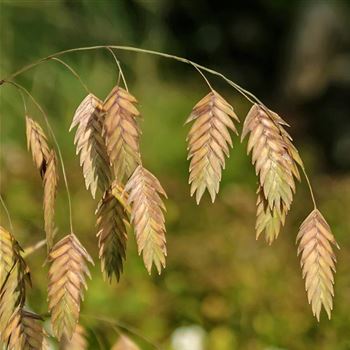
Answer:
[48,233,94,340]
[26,116,50,178]
[297,209,339,321]
[43,150,59,251]
[255,186,287,244]
[125,165,167,274]
[242,104,301,242]
[96,186,129,282]
[0,227,30,341]
[186,90,239,204]
[3,308,48,350]
[103,86,141,181]
[60,324,87,350]
[70,94,112,198]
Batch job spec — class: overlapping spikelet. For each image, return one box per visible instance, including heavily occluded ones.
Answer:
[43,150,59,250]
[48,233,94,340]
[297,209,339,321]
[186,90,239,204]
[255,185,288,244]
[60,324,87,350]
[125,165,167,274]
[26,116,50,178]
[70,93,112,198]
[0,226,30,343]
[26,116,59,249]
[3,308,48,350]
[96,185,129,282]
[242,104,302,243]
[103,86,141,180]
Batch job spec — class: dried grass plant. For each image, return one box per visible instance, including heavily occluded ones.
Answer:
[0,44,340,347]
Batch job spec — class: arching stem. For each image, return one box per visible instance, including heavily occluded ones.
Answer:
[4,80,74,234]
[106,47,128,91]
[50,57,90,94]
[191,63,214,91]
[0,194,14,231]
[301,166,317,210]
[1,44,318,209]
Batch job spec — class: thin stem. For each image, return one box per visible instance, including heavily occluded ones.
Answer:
[0,194,14,231]
[50,57,90,94]
[0,44,317,208]
[191,63,214,91]
[1,45,260,102]
[106,47,128,91]
[23,239,46,257]
[18,89,28,114]
[4,80,74,233]
[301,166,317,209]
[80,313,161,350]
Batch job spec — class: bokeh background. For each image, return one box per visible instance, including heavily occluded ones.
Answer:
[1,0,350,349]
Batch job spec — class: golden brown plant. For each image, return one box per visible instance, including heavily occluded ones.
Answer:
[70,93,112,198]
[26,116,50,178]
[60,324,87,350]
[96,185,129,282]
[0,226,30,343]
[0,45,341,339]
[43,150,59,251]
[255,185,287,244]
[125,165,167,274]
[103,86,141,181]
[48,233,93,340]
[3,308,48,350]
[297,209,339,321]
[186,90,239,204]
[242,104,301,243]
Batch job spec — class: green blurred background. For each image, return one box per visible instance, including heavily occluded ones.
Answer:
[1,0,350,349]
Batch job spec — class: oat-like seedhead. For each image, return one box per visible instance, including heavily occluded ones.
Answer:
[26,116,50,178]
[297,209,339,321]
[3,308,48,350]
[125,165,167,274]
[96,185,129,282]
[242,104,301,243]
[43,150,59,251]
[70,93,112,198]
[0,45,341,346]
[59,324,87,350]
[255,185,287,244]
[186,90,239,204]
[103,86,141,181]
[26,116,59,251]
[0,227,30,343]
[48,233,93,340]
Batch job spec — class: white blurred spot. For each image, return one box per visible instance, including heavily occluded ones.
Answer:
[171,325,206,350]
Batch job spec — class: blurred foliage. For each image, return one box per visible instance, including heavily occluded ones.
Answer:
[0,0,350,349]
